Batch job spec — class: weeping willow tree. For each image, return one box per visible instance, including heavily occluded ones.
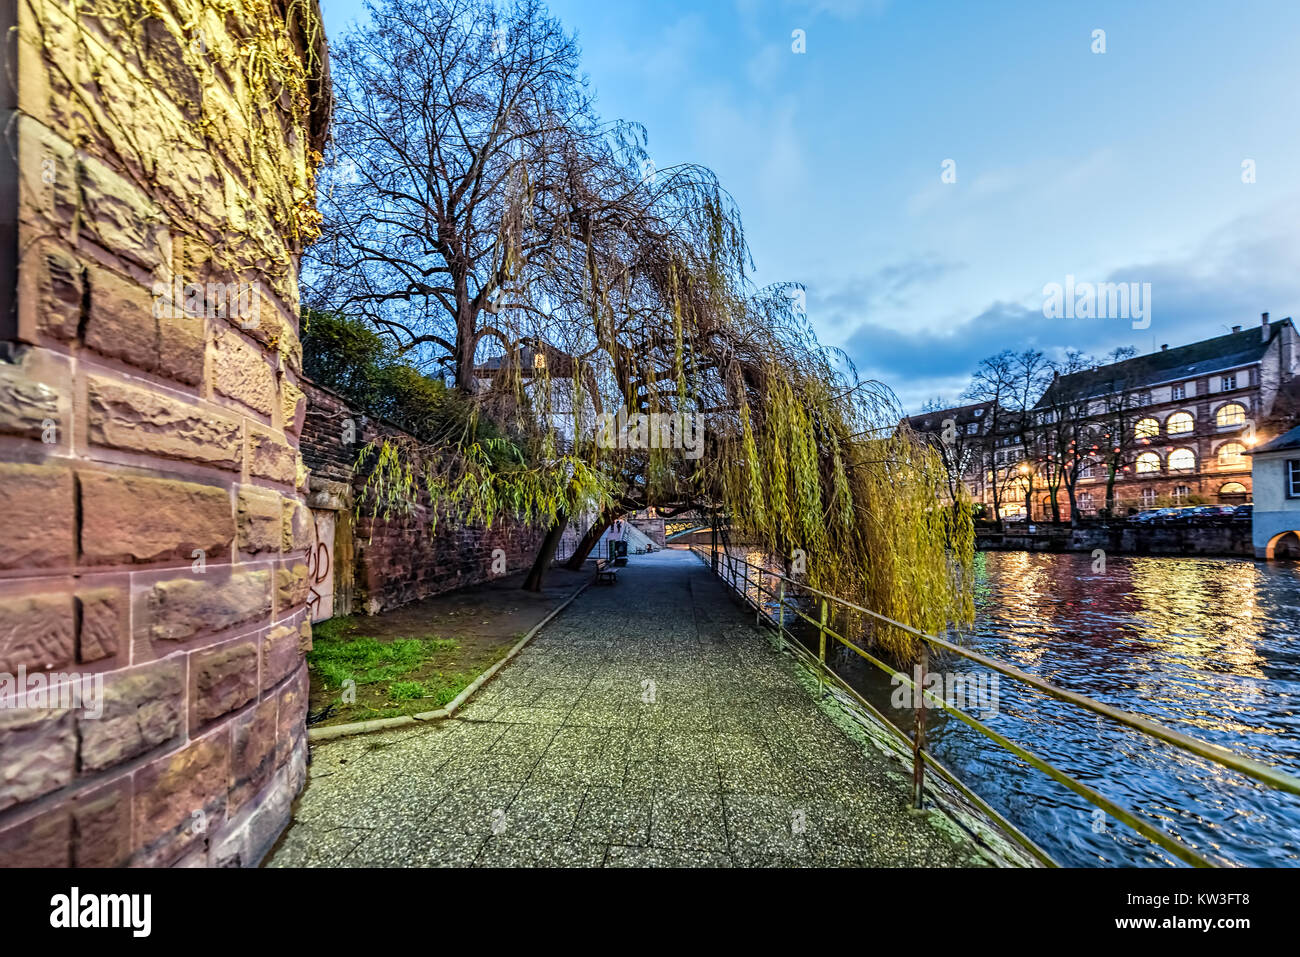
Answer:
[693,296,976,659]
[307,0,973,646]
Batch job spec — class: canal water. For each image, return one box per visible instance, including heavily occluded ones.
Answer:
[724,547,1300,867]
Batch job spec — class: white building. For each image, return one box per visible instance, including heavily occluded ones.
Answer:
[1250,423,1300,559]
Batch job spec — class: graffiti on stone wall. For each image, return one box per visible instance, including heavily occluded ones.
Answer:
[306,509,335,621]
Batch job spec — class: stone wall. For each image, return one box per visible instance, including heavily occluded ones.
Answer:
[630,517,667,547]
[0,0,328,866]
[977,524,1254,557]
[299,379,550,615]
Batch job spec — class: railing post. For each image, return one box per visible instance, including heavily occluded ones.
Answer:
[913,642,928,810]
[710,519,717,575]
[776,581,785,649]
[755,568,763,626]
[817,599,828,698]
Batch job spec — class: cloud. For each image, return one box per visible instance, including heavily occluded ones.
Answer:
[834,198,1300,413]
[807,255,963,339]
[783,0,891,19]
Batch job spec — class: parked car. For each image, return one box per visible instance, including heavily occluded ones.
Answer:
[1233,503,1254,521]
[1155,506,1202,524]
[1129,508,1174,524]
[1195,504,1239,522]
[1177,505,1218,523]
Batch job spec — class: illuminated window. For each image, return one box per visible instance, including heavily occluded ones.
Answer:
[1220,482,1247,495]
[1218,442,1246,466]
[1135,418,1160,440]
[1136,452,1161,473]
[1166,412,1194,434]
[1215,403,1247,427]
[1168,448,1196,472]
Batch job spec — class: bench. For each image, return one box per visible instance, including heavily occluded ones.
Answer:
[595,559,619,584]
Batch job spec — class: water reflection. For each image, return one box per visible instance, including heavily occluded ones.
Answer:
[724,546,1300,866]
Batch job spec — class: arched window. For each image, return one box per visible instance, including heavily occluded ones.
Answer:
[1166,411,1194,434]
[1218,442,1246,466]
[1215,403,1247,427]
[1220,482,1247,495]
[1168,448,1196,471]
[1135,417,1160,439]
[1136,451,1161,473]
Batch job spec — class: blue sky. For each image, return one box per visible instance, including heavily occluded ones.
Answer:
[319,0,1300,411]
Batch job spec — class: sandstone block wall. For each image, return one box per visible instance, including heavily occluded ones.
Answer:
[299,379,550,615]
[0,0,328,866]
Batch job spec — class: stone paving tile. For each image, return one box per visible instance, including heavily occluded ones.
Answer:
[572,787,654,846]
[341,828,490,867]
[723,794,810,860]
[265,824,371,867]
[424,783,524,836]
[651,790,730,852]
[490,722,558,757]
[476,836,609,867]
[268,550,989,868]
[495,784,585,841]
[605,845,733,868]
[291,764,448,830]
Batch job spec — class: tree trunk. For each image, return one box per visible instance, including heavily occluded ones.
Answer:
[563,511,615,570]
[990,467,1003,530]
[454,288,477,391]
[523,511,568,592]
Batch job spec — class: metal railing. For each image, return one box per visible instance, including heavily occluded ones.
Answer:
[691,544,1300,868]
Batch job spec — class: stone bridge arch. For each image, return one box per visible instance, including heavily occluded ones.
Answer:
[1263,530,1300,560]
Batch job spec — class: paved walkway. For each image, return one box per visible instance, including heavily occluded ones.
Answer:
[267,550,988,867]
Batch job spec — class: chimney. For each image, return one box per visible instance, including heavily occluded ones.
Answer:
[1262,312,1270,343]
[1231,325,1241,333]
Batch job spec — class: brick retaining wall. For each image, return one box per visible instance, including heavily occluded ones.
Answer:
[299,379,550,615]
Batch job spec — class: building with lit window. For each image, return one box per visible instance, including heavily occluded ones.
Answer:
[1037,314,1298,517]
[908,314,1300,521]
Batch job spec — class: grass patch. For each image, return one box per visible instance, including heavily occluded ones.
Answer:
[306,615,519,726]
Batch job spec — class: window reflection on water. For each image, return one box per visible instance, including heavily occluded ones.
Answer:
[723,545,1300,866]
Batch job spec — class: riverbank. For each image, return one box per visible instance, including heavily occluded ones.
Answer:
[977,523,1254,557]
